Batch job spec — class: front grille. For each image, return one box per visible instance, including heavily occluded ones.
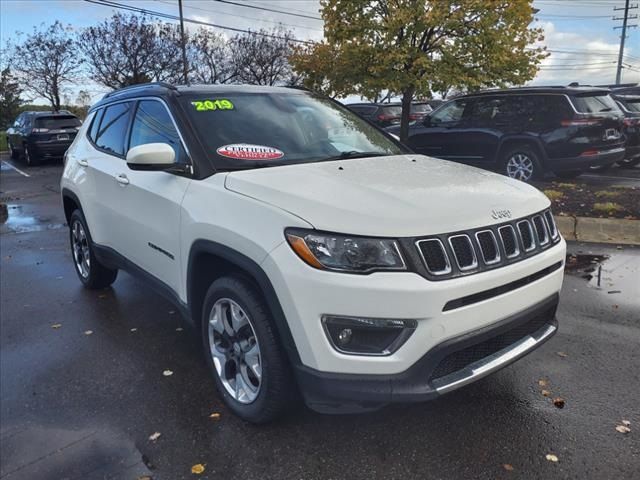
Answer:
[476,230,500,265]
[417,239,451,274]
[499,225,519,258]
[449,235,477,270]
[413,209,560,280]
[429,306,555,382]
[517,220,535,252]
[532,215,549,245]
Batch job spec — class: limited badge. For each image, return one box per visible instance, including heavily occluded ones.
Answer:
[216,144,284,160]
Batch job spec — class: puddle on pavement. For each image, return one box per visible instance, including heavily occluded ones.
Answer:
[565,253,609,282]
[1,204,65,233]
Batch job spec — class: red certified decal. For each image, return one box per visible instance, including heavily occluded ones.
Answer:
[216,144,284,160]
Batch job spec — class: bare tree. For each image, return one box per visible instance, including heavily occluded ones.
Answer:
[0,67,23,129]
[6,22,81,111]
[78,13,184,89]
[188,28,236,84]
[229,28,299,86]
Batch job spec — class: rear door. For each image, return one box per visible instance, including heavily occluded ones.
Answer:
[406,98,473,161]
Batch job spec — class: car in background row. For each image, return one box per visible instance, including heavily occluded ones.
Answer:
[6,111,82,166]
[346,102,433,127]
[611,88,640,168]
[386,86,626,182]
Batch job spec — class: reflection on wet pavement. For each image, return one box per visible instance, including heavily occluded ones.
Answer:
[0,204,64,234]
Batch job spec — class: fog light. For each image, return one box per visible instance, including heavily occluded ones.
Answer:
[322,315,417,356]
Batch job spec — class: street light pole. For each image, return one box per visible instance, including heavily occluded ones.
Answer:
[178,0,189,84]
[614,0,638,84]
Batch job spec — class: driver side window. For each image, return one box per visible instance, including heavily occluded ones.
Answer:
[129,100,186,163]
[430,99,469,124]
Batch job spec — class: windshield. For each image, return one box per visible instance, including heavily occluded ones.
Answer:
[181,92,405,170]
[34,115,81,129]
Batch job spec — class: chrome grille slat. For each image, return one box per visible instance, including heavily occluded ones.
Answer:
[414,209,560,280]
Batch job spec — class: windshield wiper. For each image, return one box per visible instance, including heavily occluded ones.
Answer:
[323,151,388,162]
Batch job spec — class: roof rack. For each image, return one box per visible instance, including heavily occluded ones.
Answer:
[103,82,177,99]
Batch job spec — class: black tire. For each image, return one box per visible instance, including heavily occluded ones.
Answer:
[500,146,543,182]
[617,157,640,168]
[8,142,19,160]
[69,209,118,289]
[201,276,295,423]
[23,143,39,167]
[554,170,583,179]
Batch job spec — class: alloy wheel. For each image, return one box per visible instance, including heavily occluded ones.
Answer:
[71,220,91,278]
[506,153,534,181]
[208,298,262,404]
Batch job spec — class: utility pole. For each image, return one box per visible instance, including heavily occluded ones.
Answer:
[614,0,638,84]
[178,0,189,84]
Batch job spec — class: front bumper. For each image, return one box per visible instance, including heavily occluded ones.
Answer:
[295,294,558,413]
[550,147,626,171]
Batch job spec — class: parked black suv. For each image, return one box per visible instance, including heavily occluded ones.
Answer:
[386,86,626,182]
[612,88,640,168]
[7,111,82,166]
[346,103,402,127]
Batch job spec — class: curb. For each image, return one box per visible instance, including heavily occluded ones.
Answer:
[556,215,640,245]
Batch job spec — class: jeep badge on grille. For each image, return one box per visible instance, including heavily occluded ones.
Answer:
[491,209,512,220]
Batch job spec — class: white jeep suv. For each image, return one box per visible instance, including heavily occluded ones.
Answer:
[61,83,566,423]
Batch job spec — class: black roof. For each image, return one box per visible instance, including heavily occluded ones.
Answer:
[91,82,312,111]
[460,86,611,98]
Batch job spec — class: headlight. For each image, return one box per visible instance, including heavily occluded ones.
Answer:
[285,229,406,273]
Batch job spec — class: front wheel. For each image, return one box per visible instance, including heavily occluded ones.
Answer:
[500,147,543,182]
[69,210,118,289]
[202,276,295,423]
[23,144,39,166]
[8,141,19,160]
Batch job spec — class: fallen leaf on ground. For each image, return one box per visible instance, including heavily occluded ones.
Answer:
[169,310,176,315]
[137,476,152,480]
[502,463,514,471]
[148,431,161,441]
[545,454,559,462]
[622,420,631,426]
[616,425,631,434]
[553,397,565,409]
[541,390,551,397]
[191,464,205,474]
[130,328,138,332]
[51,323,62,329]
[538,379,548,387]
[84,330,93,336]
[556,352,568,358]
[209,412,221,420]
[162,370,173,377]
[176,327,183,332]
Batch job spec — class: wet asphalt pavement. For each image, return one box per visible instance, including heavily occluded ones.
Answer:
[1,155,639,479]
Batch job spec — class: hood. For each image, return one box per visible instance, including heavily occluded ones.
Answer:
[224,155,550,237]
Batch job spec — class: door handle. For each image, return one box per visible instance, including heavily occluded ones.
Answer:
[77,158,88,167]
[115,173,130,186]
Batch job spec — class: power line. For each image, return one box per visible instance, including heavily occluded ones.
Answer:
[154,0,323,32]
[614,0,639,83]
[84,0,315,44]
[211,0,322,20]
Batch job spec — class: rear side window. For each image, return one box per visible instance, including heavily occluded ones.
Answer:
[411,104,432,114]
[129,100,186,162]
[570,94,620,113]
[380,106,401,117]
[34,115,81,130]
[617,97,640,112]
[95,102,133,156]
[88,109,104,142]
[349,105,377,116]
[430,99,469,124]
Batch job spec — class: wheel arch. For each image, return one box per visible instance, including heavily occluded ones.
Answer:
[497,136,548,167]
[61,188,82,225]
[187,239,301,366]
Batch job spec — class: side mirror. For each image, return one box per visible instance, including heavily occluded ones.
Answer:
[126,143,176,171]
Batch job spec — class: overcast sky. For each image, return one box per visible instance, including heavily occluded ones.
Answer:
[1,0,639,104]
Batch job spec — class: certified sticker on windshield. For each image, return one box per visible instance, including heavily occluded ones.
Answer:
[216,144,284,160]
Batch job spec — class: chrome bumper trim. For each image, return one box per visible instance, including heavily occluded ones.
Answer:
[433,323,557,394]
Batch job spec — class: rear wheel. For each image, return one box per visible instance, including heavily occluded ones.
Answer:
[23,144,39,166]
[8,141,19,160]
[202,276,295,423]
[500,147,543,182]
[617,157,640,168]
[69,209,118,289]
[554,170,583,179]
